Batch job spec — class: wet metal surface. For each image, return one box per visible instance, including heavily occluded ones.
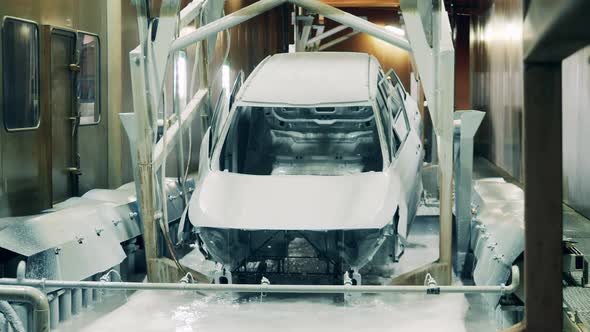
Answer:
[58,217,497,332]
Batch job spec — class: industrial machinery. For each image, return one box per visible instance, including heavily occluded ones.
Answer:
[189,52,424,283]
[0,1,529,331]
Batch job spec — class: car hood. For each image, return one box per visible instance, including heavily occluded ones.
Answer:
[188,171,399,231]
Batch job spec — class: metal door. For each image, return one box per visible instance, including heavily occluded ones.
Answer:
[50,29,77,203]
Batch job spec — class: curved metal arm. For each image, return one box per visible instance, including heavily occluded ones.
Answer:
[0,286,49,332]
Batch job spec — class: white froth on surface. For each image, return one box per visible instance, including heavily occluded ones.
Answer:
[57,217,496,332]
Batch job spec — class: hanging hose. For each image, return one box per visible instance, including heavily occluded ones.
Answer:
[160,85,187,275]
[0,301,26,332]
[177,4,232,243]
[141,0,232,272]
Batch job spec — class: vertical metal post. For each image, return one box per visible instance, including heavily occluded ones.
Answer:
[453,111,484,275]
[433,0,455,285]
[523,62,563,331]
[58,289,71,322]
[130,48,160,281]
[48,295,59,330]
[71,289,82,315]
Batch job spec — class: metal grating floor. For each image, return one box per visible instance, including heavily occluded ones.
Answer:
[564,287,590,327]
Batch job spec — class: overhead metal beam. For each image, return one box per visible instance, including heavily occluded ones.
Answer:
[320,0,400,7]
[153,89,208,170]
[306,24,349,45]
[179,0,206,27]
[318,30,359,50]
[171,0,289,52]
[170,0,411,53]
[523,0,590,62]
[291,0,410,51]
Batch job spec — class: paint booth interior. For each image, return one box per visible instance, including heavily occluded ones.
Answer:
[0,1,589,331]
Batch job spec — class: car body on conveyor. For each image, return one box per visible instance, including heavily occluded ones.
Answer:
[188,52,423,283]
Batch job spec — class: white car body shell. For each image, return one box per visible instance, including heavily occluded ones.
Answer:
[190,52,423,239]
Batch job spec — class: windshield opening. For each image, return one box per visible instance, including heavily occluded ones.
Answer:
[218,105,383,176]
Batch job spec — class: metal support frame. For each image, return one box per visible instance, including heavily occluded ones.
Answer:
[0,265,519,295]
[400,0,455,285]
[304,17,366,51]
[295,15,314,52]
[0,286,50,332]
[127,0,455,284]
[125,0,210,282]
[306,24,348,45]
[453,110,484,274]
[318,31,360,51]
[522,1,590,330]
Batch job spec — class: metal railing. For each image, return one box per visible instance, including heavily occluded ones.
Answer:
[0,266,519,296]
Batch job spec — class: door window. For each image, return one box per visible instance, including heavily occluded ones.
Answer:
[379,69,410,158]
[2,17,40,131]
[376,71,392,162]
[77,33,100,125]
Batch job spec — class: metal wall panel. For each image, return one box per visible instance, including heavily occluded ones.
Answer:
[0,0,109,217]
[562,46,590,218]
[470,0,524,180]
[471,2,590,220]
[49,29,76,203]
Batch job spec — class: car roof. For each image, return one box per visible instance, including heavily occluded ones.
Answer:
[237,52,381,106]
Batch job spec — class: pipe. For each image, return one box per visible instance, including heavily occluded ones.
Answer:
[306,24,349,45]
[0,301,26,332]
[179,0,206,27]
[0,286,50,332]
[171,0,288,52]
[171,0,411,53]
[0,266,519,295]
[318,31,360,51]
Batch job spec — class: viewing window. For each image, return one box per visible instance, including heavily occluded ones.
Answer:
[2,17,40,131]
[78,33,100,125]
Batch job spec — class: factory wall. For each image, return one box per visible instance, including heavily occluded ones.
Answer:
[471,2,590,219]
[470,0,524,181]
[222,0,288,92]
[0,0,110,215]
[562,46,590,218]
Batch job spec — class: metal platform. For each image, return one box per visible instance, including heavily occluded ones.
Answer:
[564,287,590,328]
